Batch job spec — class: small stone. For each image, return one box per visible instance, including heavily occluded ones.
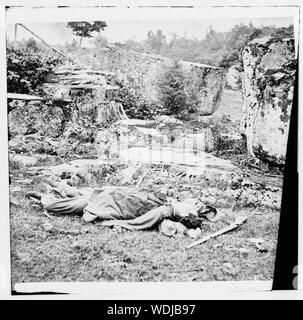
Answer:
[224,245,237,251]
[16,251,31,263]
[195,227,202,237]
[239,248,251,254]
[10,197,20,207]
[248,238,265,244]
[187,229,198,238]
[43,222,53,231]
[10,186,22,193]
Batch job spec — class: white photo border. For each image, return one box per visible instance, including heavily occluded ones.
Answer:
[0,0,302,299]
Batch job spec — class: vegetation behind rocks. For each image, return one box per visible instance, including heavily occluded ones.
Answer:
[7,47,62,94]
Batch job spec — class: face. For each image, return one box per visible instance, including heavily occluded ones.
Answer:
[172,198,202,218]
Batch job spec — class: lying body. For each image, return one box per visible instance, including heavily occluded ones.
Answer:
[29,181,217,236]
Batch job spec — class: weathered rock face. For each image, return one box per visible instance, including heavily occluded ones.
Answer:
[8,65,129,157]
[93,48,226,115]
[241,36,296,165]
[8,100,65,139]
[226,64,242,90]
[44,65,123,126]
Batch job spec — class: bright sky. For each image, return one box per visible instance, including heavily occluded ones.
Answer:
[5,6,296,46]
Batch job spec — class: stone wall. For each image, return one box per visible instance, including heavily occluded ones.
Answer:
[93,48,226,115]
[8,65,122,157]
[241,36,296,165]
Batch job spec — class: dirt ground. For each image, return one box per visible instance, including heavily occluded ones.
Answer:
[9,89,283,287]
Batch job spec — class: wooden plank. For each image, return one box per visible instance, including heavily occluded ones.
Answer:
[7,93,44,101]
[7,92,72,103]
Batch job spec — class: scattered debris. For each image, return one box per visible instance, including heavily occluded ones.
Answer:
[135,169,148,188]
[248,238,268,252]
[116,164,142,185]
[10,186,22,193]
[42,210,53,219]
[10,197,20,207]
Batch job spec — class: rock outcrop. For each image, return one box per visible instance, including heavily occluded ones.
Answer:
[93,48,226,115]
[226,65,242,90]
[44,65,124,126]
[241,36,296,165]
[8,65,128,157]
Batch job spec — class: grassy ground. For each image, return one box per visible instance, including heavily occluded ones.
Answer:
[9,88,282,287]
[10,162,281,286]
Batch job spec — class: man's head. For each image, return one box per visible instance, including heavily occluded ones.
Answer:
[171,198,218,221]
[171,198,202,218]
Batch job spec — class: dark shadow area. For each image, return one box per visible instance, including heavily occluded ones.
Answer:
[272,60,298,290]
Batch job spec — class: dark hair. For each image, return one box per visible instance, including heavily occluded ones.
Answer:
[198,205,217,220]
[175,214,203,229]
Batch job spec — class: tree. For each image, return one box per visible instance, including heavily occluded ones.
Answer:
[123,39,144,52]
[94,35,108,49]
[144,30,166,54]
[25,38,39,51]
[67,21,107,47]
[158,61,188,115]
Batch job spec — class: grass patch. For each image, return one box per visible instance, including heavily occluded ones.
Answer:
[10,162,281,286]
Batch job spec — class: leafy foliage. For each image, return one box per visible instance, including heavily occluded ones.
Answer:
[115,80,166,119]
[144,30,166,54]
[67,21,107,46]
[157,61,188,116]
[123,39,144,52]
[7,47,62,94]
[121,23,294,68]
[93,35,108,49]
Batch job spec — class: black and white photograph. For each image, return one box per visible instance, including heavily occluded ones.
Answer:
[0,2,301,297]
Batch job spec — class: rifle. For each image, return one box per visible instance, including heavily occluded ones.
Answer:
[186,216,247,249]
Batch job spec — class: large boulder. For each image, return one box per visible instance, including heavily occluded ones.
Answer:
[241,36,296,165]
[95,47,226,115]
